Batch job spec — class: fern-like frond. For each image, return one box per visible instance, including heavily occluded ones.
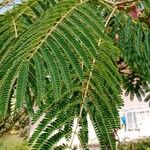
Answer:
[111,12,150,100]
[0,1,124,149]
[33,53,46,104]
[0,0,61,64]
[16,61,29,110]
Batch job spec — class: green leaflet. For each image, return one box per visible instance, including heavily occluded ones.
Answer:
[52,30,84,80]
[25,89,34,116]
[45,37,72,90]
[40,129,72,150]
[78,109,89,150]
[29,97,80,146]
[0,61,20,117]
[53,144,69,150]
[33,53,46,104]
[87,102,116,150]
[32,112,74,150]
[16,61,29,110]
[56,25,92,70]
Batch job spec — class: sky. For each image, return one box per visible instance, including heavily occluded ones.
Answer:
[0,0,22,14]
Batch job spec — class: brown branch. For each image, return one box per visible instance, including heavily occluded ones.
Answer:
[102,0,138,5]
[105,6,118,27]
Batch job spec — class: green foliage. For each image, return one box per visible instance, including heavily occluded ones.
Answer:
[117,137,150,150]
[119,19,150,82]
[111,11,150,101]
[0,0,149,149]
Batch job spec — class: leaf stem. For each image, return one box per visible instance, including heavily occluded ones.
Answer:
[12,16,18,38]
[69,59,96,149]
[104,6,117,27]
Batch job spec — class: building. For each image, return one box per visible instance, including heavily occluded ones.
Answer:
[118,92,150,141]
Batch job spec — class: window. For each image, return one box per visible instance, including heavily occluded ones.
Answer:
[125,109,150,131]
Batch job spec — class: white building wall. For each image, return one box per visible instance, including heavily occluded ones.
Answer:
[118,92,150,141]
